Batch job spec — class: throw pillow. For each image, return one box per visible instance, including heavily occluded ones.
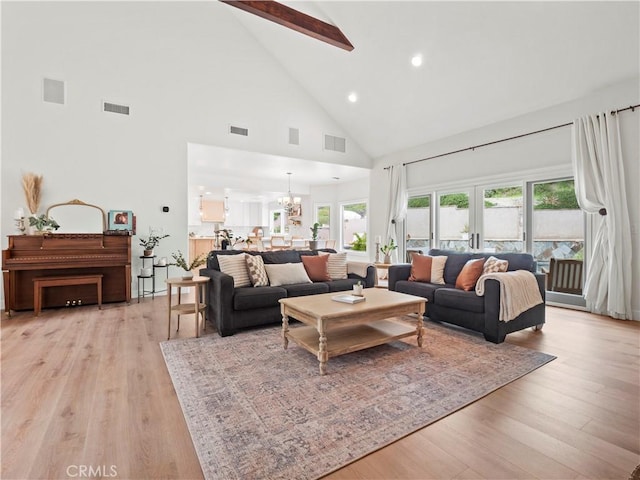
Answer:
[301,255,331,282]
[409,255,447,284]
[318,251,348,279]
[246,254,269,287]
[455,258,485,291]
[264,263,312,287]
[483,255,509,274]
[218,253,251,287]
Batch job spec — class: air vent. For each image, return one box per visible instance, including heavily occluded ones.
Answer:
[103,102,130,115]
[288,127,300,145]
[43,78,65,105]
[324,134,346,153]
[229,125,249,136]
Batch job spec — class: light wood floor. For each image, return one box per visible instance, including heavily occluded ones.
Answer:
[2,297,639,479]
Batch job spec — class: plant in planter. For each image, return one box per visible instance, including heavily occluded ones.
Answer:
[380,238,397,263]
[309,222,320,250]
[28,214,60,234]
[139,234,169,257]
[170,250,207,279]
[351,232,367,251]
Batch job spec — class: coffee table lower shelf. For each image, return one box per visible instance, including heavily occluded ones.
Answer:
[286,318,416,359]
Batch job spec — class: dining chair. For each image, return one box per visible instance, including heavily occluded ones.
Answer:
[270,235,289,250]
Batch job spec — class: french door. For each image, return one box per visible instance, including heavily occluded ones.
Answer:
[435,183,524,253]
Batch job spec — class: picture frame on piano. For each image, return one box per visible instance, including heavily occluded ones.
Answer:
[108,210,134,231]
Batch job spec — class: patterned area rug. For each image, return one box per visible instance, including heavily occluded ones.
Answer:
[160,319,555,480]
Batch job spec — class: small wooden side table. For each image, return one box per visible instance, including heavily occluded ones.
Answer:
[165,276,209,340]
[374,262,393,288]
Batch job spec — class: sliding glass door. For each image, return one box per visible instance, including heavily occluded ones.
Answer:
[406,194,432,260]
[433,185,524,253]
[437,191,472,252]
[479,184,524,253]
[408,176,585,307]
[529,179,585,301]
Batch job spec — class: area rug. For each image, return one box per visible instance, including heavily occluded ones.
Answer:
[160,320,555,480]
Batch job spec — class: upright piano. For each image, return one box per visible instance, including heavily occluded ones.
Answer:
[2,234,131,315]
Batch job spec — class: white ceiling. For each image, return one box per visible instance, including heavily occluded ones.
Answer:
[188,143,370,201]
[227,1,639,158]
[192,1,638,198]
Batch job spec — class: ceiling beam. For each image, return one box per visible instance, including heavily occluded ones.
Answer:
[220,1,354,51]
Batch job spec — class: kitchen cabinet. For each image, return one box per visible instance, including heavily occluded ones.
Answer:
[224,201,263,227]
[189,238,215,269]
[202,200,225,223]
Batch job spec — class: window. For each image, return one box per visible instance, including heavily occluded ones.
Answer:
[437,191,471,251]
[529,178,584,272]
[270,209,285,234]
[406,194,431,258]
[341,201,367,252]
[481,184,524,253]
[406,174,585,307]
[314,204,331,240]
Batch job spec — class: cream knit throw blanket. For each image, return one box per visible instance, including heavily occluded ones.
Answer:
[475,270,543,322]
[347,261,374,278]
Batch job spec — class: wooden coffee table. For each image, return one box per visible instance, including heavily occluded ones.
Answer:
[279,289,426,375]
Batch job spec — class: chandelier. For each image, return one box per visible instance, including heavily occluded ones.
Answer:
[278,172,301,215]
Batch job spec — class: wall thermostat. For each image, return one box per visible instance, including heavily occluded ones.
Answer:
[162,206,169,213]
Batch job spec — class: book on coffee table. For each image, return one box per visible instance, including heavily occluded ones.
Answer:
[332,294,366,304]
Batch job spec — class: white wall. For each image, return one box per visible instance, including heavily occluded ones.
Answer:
[370,77,640,319]
[1,2,371,304]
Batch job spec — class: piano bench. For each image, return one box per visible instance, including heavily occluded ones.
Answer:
[33,274,103,316]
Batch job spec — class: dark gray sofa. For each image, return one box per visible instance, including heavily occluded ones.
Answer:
[388,249,545,343]
[200,249,376,336]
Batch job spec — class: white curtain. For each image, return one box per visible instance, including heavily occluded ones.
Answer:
[384,165,408,263]
[572,112,632,319]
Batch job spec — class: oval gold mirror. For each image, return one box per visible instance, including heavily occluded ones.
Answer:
[46,199,107,233]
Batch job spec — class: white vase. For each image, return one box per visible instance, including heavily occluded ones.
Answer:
[384,254,391,264]
[182,271,194,280]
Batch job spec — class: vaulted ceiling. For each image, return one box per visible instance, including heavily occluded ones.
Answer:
[191,1,638,201]
[223,1,639,159]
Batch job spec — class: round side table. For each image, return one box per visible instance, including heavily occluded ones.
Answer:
[165,276,209,340]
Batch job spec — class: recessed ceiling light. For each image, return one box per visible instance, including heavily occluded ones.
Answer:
[411,54,423,67]
[347,92,358,103]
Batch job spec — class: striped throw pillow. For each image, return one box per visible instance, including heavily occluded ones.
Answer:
[319,251,348,280]
[246,254,269,287]
[218,253,251,287]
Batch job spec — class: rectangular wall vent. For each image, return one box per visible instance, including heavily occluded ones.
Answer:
[288,127,300,145]
[43,78,65,105]
[103,102,130,115]
[324,134,346,153]
[229,125,249,136]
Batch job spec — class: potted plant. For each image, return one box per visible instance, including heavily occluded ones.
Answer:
[28,214,60,234]
[351,232,367,251]
[170,250,207,279]
[139,234,169,257]
[218,229,234,250]
[309,222,320,250]
[380,238,397,263]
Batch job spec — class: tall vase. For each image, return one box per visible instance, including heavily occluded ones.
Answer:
[384,254,391,264]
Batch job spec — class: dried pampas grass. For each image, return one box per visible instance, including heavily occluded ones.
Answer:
[22,172,43,215]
